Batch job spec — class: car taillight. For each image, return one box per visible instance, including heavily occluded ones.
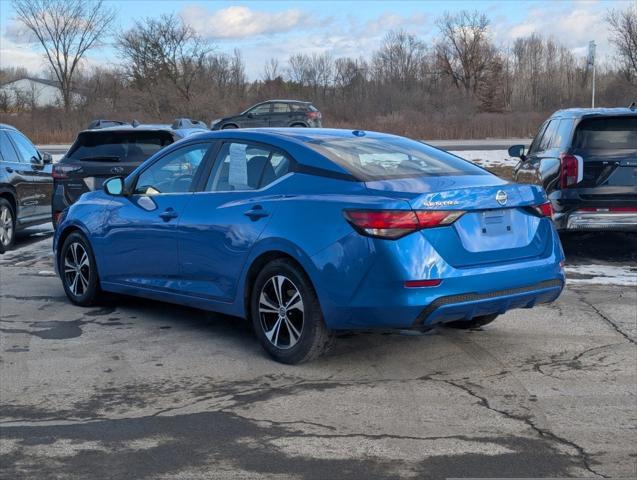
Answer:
[52,164,81,179]
[533,201,553,217]
[559,153,581,188]
[343,209,465,239]
[306,111,321,120]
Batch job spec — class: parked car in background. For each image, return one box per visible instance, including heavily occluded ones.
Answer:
[510,107,637,231]
[54,128,564,363]
[210,100,322,130]
[51,118,207,227]
[0,124,53,253]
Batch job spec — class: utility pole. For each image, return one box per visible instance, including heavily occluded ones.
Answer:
[588,41,596,108]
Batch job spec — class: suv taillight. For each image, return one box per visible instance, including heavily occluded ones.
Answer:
[343,209,465,239]
[306,111,321,120]
[52,164,81,179]
[559,153,580,188]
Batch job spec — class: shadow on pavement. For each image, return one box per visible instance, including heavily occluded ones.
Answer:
[559,231,637,265]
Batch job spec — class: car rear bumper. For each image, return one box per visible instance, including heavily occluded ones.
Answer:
[561,211,637,231]
[412,279,563,327]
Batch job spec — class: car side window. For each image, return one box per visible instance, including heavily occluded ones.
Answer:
[272,103,291,113]
[528,122,548,155]
[206,142,291,192]
[552,119,574,150]
[538,120,558,152]
[248,104,271,116]
[134,143,210,195]
[7,131,39,163]
[0,131,20,163]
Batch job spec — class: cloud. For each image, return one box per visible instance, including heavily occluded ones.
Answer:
[494,1,613,62]
[180,5,314,39]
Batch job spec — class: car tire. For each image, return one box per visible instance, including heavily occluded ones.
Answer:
[250,258,333,364]
[0,198,16,254]
[444,314,499,330]
[60,232,103,306]
[222,124,238,129]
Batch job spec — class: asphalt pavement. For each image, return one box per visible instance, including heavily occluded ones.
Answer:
[0,227,635,479]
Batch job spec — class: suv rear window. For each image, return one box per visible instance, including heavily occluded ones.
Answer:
[66,131,174,162]
[573,117,637,150]
[305,136,487,180]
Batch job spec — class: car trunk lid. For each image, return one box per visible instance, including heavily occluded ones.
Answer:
[365,176,553,268]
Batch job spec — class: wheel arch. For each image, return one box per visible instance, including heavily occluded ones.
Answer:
[0,188,17,218]
[242,247,317,321]
[55,223,91,271]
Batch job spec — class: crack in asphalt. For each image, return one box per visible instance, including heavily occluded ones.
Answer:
[575,292,636,346]
[432,376,609,479]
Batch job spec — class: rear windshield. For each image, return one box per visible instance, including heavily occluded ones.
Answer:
[573,116,637,150]
[305,135,487,180]
[66,131,174,162]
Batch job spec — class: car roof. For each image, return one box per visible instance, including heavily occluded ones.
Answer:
[77,123,206,137]
[258,99,312,104]
[0,123,19,132]
[550,107,637,119]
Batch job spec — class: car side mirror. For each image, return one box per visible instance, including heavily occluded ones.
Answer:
[104,176,125,196]
[30,155,44,167]
[247,112,254,118]
[508,145,526,160]
[40,151,53,164]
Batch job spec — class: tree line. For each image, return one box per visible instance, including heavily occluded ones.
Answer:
[1,0,636,143]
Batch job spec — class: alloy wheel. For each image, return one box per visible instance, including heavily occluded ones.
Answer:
[0,205,13,247]
[258,275,304,349]
[64,242,90,296]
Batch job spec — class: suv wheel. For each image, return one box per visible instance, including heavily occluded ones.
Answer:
[251,259,333,364]
[60,232,103,306]
[0,199,15,254]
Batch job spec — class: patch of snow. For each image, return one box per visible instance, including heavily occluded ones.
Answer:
[565,264,637,287]
[450,150,519,169]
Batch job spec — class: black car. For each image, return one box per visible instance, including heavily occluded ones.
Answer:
[510,107,637,231]
[210,100,322,130]
[52,118,207,226]
[0,124,53,253]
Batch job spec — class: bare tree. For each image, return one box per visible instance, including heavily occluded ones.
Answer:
[12,0,115,112]
[435,10,496,95]
[263,58,280,82]
[117,14,213,105]
[607,6,637,82]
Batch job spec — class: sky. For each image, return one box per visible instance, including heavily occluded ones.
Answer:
[0,0,632,80]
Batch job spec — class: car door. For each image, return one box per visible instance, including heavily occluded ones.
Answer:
[269,102,292,127]
[0,130,37,223]
[6,129,53,221]
[242,103,272,127]
[177,141,292,301]
[99,141,214,290]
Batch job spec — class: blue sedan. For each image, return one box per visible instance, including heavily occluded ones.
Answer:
[53,129,565,363]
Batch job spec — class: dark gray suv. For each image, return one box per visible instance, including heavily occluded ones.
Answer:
[210,100,322,130]
[0,124,53,253]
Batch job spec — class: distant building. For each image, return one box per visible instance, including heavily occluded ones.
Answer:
[0,77,85,110]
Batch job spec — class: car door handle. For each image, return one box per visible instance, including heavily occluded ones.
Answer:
[244,205,269,220]
[159,208,178,221]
